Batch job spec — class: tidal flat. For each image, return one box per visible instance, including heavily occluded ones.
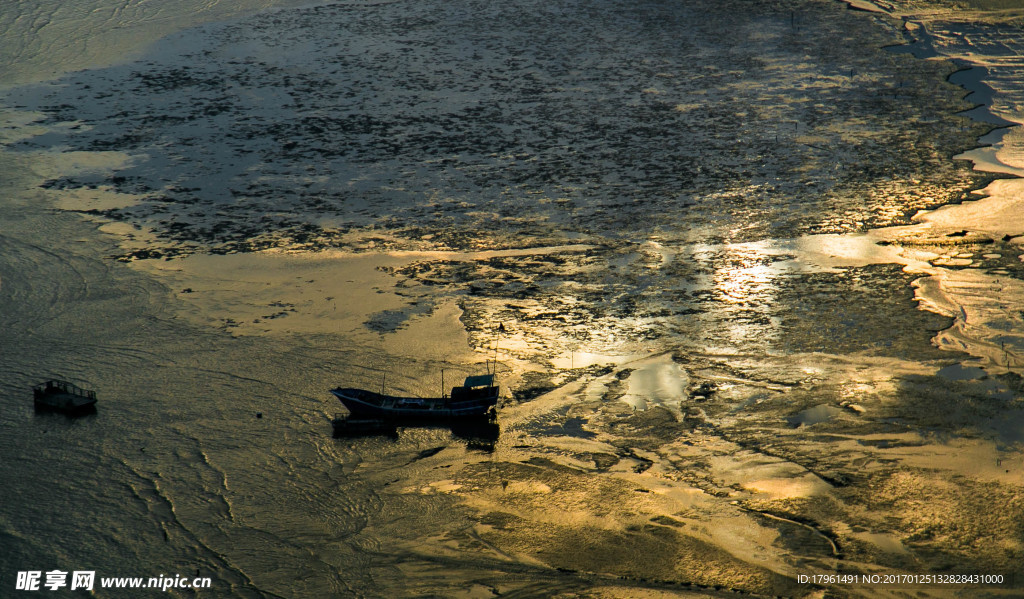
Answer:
[1,0,1023,597]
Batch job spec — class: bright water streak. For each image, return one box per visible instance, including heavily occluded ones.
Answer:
[0,0,325,87]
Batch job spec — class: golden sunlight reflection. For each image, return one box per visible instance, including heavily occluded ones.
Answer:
[703,243,786,347]
[715,258,777,305]
[484,293,645,373]
[618,356,688,412]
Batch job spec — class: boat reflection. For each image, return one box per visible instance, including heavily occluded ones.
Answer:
[332,414,499,451]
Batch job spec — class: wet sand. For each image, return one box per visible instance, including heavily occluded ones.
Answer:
[2,0,1024,597]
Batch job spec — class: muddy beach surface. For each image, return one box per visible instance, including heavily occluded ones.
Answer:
[2,0,1024,597]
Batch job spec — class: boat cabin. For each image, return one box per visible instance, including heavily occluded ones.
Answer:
[33,380,96,401]
[449,374,498,402]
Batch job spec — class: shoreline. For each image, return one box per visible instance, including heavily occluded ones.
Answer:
[2,0,1024,596]
[823,0,1024,373]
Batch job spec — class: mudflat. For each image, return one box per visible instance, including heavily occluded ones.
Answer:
[1,0,1022,596]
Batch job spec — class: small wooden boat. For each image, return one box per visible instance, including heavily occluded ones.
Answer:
[33,380,97,414]
[331,373,499,419]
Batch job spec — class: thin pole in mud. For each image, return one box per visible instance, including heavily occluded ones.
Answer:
[493,322,505,369]
[381,373,386,395]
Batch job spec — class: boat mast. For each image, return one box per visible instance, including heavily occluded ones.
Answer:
[491,322,506,376]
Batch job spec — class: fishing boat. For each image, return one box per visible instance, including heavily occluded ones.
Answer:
[33,380,97,414]
[331,373,499,419]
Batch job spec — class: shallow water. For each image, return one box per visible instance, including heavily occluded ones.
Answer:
[2,0,1024,596]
